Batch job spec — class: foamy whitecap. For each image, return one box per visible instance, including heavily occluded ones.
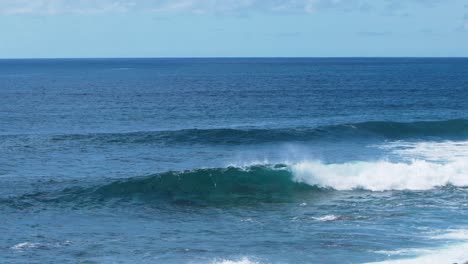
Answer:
[367,242,468,264]
[311,215,341,221]
[291,158,468,191]
[379,140,468,162]
[374,248,433,256]
[430,229,468,240]
[213,257,260,264]
[11,242,41,250]
[10,240,72,251]
[370,228,468,264]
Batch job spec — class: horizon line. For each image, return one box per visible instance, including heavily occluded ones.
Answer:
[1,56,468,60]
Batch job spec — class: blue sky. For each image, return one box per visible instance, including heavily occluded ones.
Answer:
[0,0,467,58]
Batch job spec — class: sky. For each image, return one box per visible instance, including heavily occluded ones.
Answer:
[0,0,467,58]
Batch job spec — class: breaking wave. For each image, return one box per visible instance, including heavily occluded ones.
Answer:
[291,159,468,191]
[5,158,468,207]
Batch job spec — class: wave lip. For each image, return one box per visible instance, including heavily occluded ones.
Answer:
[46,119,468,145]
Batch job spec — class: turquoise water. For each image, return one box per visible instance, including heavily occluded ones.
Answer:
[0,58,467,263]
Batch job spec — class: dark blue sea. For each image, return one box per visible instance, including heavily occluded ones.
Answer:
[1,58,467,264]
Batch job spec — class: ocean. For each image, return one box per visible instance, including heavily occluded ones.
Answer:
[0,58,467,264]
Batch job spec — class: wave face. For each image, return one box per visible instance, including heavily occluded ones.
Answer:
[46,119,468,145]
[10,166,318,207]
[9,159,468,207]
[92,165,317,204]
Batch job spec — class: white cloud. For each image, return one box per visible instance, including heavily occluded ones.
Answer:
[0,0,138,14]
[0,0,450,15]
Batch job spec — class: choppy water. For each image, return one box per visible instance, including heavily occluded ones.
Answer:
[1,58,467,264]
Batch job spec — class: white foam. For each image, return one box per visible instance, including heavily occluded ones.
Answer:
[311,215,341,221]
[213,257,260,264]
[430,229,468,240]
[368,242,468,264]
[10,240,72,251]
[370,228,468,264]
[291,158,468,191]
[374,248,433,256]
[10,242,41,250]
[379,140,468,162]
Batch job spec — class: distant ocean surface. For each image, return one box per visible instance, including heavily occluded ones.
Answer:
[1,58,467,264]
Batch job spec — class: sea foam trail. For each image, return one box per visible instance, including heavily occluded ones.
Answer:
[369,229,468,264]
[379,140,468,162]
[368,243,468,264]
[212,257,260,264]
[292,158,468,191]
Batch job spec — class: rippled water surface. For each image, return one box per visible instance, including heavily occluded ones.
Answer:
[1,58,467,264]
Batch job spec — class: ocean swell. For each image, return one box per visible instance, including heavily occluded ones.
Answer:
[45,119,468,145]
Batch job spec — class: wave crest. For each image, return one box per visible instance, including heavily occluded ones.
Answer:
[47,119,468,145]
[292,159,468,191]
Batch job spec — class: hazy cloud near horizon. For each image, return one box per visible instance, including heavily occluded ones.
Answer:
[0,0,448,15]
[0,0,466,58]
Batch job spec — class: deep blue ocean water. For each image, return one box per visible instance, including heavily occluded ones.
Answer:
[0,58,467,264]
